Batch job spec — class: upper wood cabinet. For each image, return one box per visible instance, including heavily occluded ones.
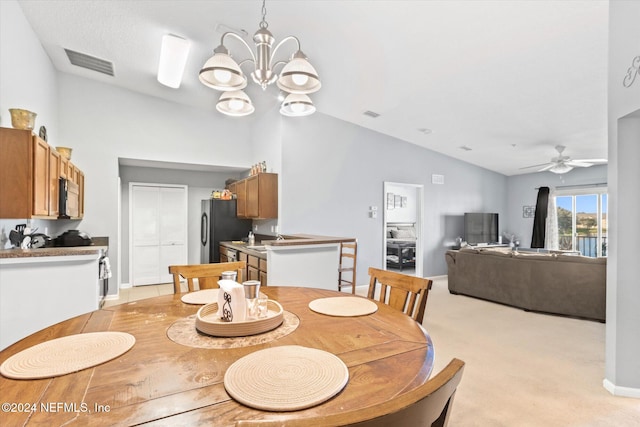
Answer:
[0,127,84,219]
[234,173,278,219]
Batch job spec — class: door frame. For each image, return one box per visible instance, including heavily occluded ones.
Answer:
[129,182,188,286]
[382,182,424,277]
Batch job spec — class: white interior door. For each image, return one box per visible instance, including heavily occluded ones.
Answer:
[131,184,187,286]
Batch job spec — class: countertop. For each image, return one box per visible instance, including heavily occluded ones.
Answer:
[264,234,356,246]
[220,234,356,259]
[0,246,106,259]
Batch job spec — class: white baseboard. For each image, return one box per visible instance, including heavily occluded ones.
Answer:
[120,282,132,289]
[603,379,640,398]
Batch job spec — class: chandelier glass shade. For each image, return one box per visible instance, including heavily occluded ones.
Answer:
[199,0,320,117]
[216,90,255,117]
[280,93,316,117]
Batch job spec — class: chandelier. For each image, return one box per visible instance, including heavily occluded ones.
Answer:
[199,0,321,117]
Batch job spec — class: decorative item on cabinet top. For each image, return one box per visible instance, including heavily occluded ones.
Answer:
[56,146,72,160]
[9,109,37,130]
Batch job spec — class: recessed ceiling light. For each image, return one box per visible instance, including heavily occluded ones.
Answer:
[363,110,380,118]
[417,128,432,135]
[459,146,472,151]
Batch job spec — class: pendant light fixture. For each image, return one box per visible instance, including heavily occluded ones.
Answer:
[199,0,320,117]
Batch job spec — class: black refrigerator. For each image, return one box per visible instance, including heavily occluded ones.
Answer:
[200,199,252,263]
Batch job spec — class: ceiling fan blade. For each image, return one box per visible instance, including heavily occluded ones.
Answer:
[566,161,592,168]
[519,162,553,170]
[538,164,556,172]
[571,158,608,164]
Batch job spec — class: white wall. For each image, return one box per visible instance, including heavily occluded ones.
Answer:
[0,0,58,141]
[279,114,507,279]
[55,74,253,295]
[505,165,608,248]
[605,0,640,397]
[0,0,64,248]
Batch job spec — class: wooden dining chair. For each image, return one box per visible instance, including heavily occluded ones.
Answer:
[367,267,433,323]
[168,261,246,294]
[234,358,465,427]
[338,240,357,294]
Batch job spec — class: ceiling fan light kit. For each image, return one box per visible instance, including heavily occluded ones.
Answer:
[199,0,320,117]
[520,145,607,175]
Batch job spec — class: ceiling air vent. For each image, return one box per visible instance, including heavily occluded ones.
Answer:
[64,49,114,76]
[363,110,380,118]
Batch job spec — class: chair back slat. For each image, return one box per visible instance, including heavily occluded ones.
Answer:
[168,261,247,293]
[367,267,432,323]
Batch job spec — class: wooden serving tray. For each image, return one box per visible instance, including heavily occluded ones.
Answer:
[195,300,284,337]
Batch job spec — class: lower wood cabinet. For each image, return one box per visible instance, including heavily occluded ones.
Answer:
[248,254,268,286]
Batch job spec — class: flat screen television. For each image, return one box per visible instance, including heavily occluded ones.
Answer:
[464,213,499,245]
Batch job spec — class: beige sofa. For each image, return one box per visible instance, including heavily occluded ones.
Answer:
[445,247,606,321]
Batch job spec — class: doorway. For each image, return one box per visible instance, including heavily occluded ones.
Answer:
[130,183,188,286]
[383,182,424,277]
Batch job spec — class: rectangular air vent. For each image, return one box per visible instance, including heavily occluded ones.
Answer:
[64,49,114,76]
[363,110,380,118]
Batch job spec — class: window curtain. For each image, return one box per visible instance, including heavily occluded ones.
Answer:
[531,186,549,248]
[545,188,559,250]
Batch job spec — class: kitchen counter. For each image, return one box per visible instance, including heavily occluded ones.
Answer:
[219,234,356,259]
[223,234,356,291]
[219,241,267,259]
[264,234,356,246]
[0,246,104,259]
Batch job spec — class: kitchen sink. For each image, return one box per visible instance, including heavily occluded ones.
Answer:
[246,245,267,252]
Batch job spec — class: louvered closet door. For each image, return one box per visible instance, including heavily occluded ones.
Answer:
[131,185,187,286]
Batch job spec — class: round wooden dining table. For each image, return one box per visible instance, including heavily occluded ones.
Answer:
[0,286,434,426]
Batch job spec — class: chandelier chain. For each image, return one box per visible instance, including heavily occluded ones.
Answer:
[260,0,268,29]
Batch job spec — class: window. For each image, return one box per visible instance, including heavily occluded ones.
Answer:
[555,187,607,257]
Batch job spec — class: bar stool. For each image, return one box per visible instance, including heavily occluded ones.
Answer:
[338,241,357,294]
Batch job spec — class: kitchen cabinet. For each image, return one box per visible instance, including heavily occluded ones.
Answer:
[234,173,278,219]
[0,127,85,219]
[248,254,268,286]
[235,180,247,218]
[32,136,50,216]
[48,149,61,217]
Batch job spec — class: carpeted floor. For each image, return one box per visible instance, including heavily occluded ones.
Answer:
[423,276,640,426]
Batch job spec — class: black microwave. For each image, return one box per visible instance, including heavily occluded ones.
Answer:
[59,177,80,219]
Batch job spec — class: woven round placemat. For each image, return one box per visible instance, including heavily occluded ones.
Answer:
[181,289,219,305]
[0,332,135,380]
[166,311,300,349]
[224,345,349,411]
[308,296,378,317]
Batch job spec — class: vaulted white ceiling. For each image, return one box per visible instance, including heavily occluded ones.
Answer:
[17,0,609,176]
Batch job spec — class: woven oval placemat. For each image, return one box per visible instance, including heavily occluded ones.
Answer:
[181,289,219,305]
[308,296,378,317]
[166,311,300,349]
[224,345,349,411]
[0,332,135,380]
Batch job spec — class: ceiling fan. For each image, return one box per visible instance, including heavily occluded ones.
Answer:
[520,145,607,174]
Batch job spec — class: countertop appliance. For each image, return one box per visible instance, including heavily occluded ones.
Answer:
[55,229,93,247]
[201,199,252,263]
